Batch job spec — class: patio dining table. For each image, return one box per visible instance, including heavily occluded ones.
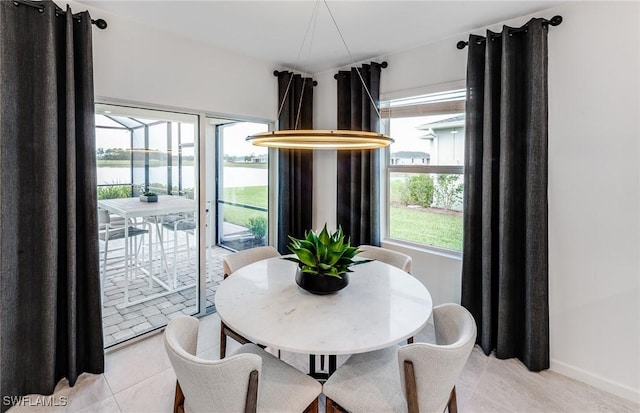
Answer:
[98,195,197,308]
[215,257,433,378]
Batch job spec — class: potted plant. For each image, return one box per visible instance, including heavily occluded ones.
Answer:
[284,224,371,295]
[139,190,158,202]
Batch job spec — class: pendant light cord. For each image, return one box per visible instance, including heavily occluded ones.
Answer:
[277,0,384,129]
[322,0,383,121]
[294,0,320,129]
[277,1,320,128]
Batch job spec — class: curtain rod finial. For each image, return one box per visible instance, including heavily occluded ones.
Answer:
[380,61,388,69]
[457,41,468,50]
[92,18,107,29]
[549,15,563,26]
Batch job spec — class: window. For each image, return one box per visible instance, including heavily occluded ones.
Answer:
[382,89,465,251]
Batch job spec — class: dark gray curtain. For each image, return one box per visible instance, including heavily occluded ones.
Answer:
[461,19,549,371]
[335,62,382,246]
[276,71,314,253]
[0,1,104,409]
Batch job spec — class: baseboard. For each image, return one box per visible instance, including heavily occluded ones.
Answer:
[550,359,639,404]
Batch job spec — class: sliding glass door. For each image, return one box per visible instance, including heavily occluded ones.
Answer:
[203,118,270,311]
[96,103,200,347]
[216,122,269,251]
[96,104,272,345]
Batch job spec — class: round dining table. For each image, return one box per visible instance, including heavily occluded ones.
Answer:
[215,256,433,376]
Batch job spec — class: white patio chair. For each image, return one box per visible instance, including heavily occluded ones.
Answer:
[98,209,150,303]
[161,213,197,289]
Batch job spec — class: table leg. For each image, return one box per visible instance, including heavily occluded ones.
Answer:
[148,229,153,290]
[308,354,337,380]
[123,223,130,305]
[153,219,170,280]
[329,355,337,375]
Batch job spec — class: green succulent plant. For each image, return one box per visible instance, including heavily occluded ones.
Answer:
[284,224,371,278]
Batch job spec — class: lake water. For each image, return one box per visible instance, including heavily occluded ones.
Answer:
[97,166,267,188]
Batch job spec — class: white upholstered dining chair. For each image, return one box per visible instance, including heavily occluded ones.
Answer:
[357,245,412,274]
[357,244,415,343]
[220,246,281,359]
[323,303,477,413]
[164,315,321,413]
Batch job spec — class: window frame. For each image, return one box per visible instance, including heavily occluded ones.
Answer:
[381,88,466,255]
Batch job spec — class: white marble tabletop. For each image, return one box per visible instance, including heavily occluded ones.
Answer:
[98,195,196,220]
[215,257,433,355]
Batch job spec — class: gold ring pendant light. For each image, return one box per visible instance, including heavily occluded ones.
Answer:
[247,0,393,150]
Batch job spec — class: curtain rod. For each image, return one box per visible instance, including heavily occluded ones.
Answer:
[12,0,108,29]
[332,61,388,79]
[273,71,319,86]
[456,15,562,49]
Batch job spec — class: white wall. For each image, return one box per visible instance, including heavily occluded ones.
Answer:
[69,1,277,120]
[313,0,640,403]
[545,1,639,402]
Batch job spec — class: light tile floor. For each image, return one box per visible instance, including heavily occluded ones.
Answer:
[7,313,639,413]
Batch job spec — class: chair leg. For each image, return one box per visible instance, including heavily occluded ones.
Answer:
[172,229,178,289]
[173,380,185,413]
[325,397,347,413]
[403,360,419,413]
[447,386,458,413]
[186,231,190,261]
[129,236,136,280]
[102,238,109,276]
[303,397,319,413]
[148,229,153,290]
[220,322,227,359]
[156,221,170,274]
[325,398,334,413]
[101,240,108,304]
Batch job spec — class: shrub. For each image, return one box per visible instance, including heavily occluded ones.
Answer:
[400,174,434,208]
[97,185,131,200]
[434,174,463,210]
[247,216,267,241]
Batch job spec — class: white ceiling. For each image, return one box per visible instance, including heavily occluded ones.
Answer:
[80,0,564,74]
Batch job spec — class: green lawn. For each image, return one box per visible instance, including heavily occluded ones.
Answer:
[390,206,463,251]
[98,177,462,249]
[222,186,267,226]
[219,186,463,251]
